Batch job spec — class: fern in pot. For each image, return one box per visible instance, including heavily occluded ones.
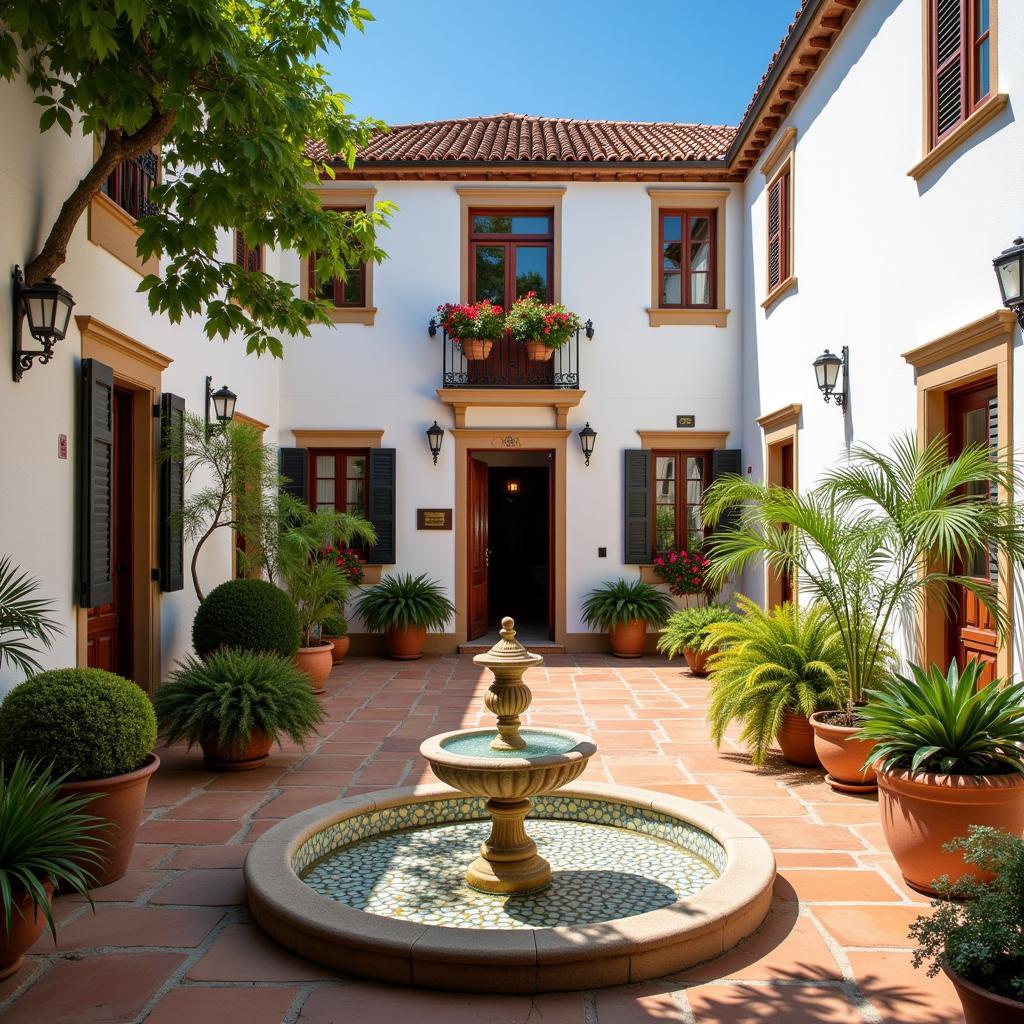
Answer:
[657,603,737,676]
[581,579,674,658]
[353,573,455,660]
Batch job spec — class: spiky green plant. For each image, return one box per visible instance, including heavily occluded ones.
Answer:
[155,649,325,752]
[0,556,61,677]
[0,756,104,941]
[581,579,675,632]
[858,660,1024,775]
[657,604,738,659]
[703,597,849,765]
[704,433,1024,710]
[353,573,454,633]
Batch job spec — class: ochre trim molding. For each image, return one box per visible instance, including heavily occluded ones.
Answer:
[909,94,1009,181]
[757,402,802,432]
[75,315,172,390]
[638,430,730,449]
[762,408,800,609]
[86,189,159,279]
[902,309,1016,369]
[761,274,798,310]
[233,411,269,433]
[292,429,384,449]
[647,308,730,328]
[438,388,584,429]
[760,127,797,177]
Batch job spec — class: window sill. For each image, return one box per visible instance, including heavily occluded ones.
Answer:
[761,275,798,311]
[87,192,159,278]
[647,307,730,328]
[908,94,1009,181]
[323,306,376,325]
[358,564,384,585]
[638,565,665,585]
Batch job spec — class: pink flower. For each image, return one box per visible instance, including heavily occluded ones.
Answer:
[669,553,677,563]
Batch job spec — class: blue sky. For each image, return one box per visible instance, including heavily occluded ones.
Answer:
[323,1,801,128]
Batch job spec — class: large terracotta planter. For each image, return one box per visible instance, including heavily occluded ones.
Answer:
[295,643,334,695]
[777,713,822,768]
[58,753,159,888]
[877,766,1024,895]
[524,340,555,362]
[683,646,712,676]
[610,620,646,658]
[943,965,1024,1024]
[459,338,493,361]
[387,625,427,660]
[200,730,274,772]
[0,882,53,980]
[809,712,877,792]
[325,635,350,665]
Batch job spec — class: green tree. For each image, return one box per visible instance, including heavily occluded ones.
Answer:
[0,0,393,357]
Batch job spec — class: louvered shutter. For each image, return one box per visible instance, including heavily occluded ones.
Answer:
[159,393,186,593]
[366,448,396,565]
[711,449,744,535]
[279,447,309,506]
[766,173,788,292]
[79,359,115,608]
[932,0,967,142]
[623,449,652,564]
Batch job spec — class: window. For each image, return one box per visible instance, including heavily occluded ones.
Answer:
[469,209,553,308]
[102,150,159,220]
[930,0,992,144]
[307,213,367,309]
[310,449,369,519]
[653,451,710,554]
[766,169,791,295]
[658,211,716,309]
[235,231,263,273]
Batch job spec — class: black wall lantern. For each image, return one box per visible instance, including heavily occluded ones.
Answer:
[578,421,596,466]
[205,376,237,436]
[813,346,848,412]
[426,420,444,465]
[12,266,75,382]
[994,236,1024,328]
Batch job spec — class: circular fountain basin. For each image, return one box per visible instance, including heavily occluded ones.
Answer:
[245,782,775,992]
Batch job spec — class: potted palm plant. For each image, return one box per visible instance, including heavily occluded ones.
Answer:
[0,756,104,979]
[436,300,505,360]
[353,573,454,660]
[910,827,1024,1023]
[704,433,1024,792]
[155,648,325,770]
[506,293,580,362]
[0,555,61,677]
[657,603,737,676]
[581,579,674,658]
[857,660,1024,894]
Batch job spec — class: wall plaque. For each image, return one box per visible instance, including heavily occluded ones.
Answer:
[676,415,696,428]
[417,508,452,530]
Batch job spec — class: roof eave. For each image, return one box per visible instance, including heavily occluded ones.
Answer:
[338,158,732,172]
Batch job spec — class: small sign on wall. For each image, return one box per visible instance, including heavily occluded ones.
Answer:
[676,415,696,428]
[57,434,68,460]
[417,508,452,530]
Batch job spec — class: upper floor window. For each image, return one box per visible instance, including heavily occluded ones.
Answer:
[103,150,159,220]
[653,451,710,554]
[658,211,716,309]
[235,231,263,273]
[931,0,992,144]
[469,209,553,308]
[766,168,791,295]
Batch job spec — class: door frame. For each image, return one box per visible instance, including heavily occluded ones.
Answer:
[454,429,569,645]
[758,402,801,608]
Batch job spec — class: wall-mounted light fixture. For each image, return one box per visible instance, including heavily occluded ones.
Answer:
[205,376,237,436]
[505,478,520,501]
[578,422,597,466]
[12,266,75,382]
[426,420,444,465]
[994,236,1024,328]
[812,347,848,413]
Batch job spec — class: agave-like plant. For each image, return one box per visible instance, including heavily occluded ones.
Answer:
[353,573,455,633]
[702,596,850,765]
[858,660,1024,775]
[0,556,61,677]
[581,579,675,631]
[657,604,738,659]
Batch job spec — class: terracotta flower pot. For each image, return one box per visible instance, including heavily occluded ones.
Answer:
[809,712,877,792]
[0,882,53,980]
[943,964,1024,1024]
[200,730,274,772]
[459,338,493,361]
[610,620,646,658]
[683,646,712,676]
[58,753,159,888]
[777,712,822,768]
[325,635,350,664]
[294,643,334,695]
[386,626,427,660]
[524,340,555,362]
[877,766,1024,895]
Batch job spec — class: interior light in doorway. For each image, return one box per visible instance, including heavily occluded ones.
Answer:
[812,347,848,413]
[994,237,1024,328]
[426,420,444,465]
[205,376,237,436]
[11,266,75,382]
[578,422,597,466]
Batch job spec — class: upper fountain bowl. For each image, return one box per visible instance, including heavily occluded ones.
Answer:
[420,727,596,799]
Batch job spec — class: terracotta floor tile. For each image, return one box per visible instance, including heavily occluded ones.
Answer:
[813,802,884,825]
[777,869,902,903]
[595,986,684,1023]
[164,844,251,869]
[64,868,167,903]
[721,796,806,817]
[167,791,266,820]
[743,819,865,851]
[150,868,247,906]
[33,905,224,951]
[774,852,858,869]
[812,904,931,948]
[846,950,964,1023]
[129,843,174,868]
[254,786,340,818]
[189,922,338,982]
[685,983,862,1022]
[146,985,301,1024]
[137,819,241,845]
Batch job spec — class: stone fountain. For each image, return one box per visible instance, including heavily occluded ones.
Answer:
[419,617,596,893]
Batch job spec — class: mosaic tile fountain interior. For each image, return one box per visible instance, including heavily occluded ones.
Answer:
[297,796,725,929]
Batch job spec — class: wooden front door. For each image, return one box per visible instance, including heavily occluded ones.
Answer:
[468,456,490,640]
[779,441,794,605]
[87,388,134,675]
[948,382,998,685]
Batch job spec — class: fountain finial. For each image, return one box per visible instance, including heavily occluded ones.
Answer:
[473,615,544,750]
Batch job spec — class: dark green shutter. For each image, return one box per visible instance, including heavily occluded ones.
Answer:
[158,393,185,593]
[79,359,115,608]
[623,449,652,564]
[279,447,308,505]
[366,448,396,565]
[711,448,744,534]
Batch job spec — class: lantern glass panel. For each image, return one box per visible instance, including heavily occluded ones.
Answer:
[997,257,1022,306]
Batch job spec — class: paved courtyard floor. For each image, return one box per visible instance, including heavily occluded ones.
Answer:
[0,654,964,1023]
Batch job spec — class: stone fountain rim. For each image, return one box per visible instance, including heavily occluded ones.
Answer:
[244,781,776,993]
[419,727,597,769]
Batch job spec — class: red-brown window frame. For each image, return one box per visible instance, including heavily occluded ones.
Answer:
[766,170,790,294]
[308,448,371,555]
[103,149,159,221]
[651,449,712,556]
[930,0,992,146]
[468,208,554,309]
[657,210,717,310]
[306,207,368,308]
[235,231,263,273]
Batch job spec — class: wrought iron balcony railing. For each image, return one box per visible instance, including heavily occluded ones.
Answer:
[102,150,159,220]
[428,318,593,389]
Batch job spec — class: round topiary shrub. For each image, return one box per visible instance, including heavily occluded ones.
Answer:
[0,668,157,781]
[192,578,299,659]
